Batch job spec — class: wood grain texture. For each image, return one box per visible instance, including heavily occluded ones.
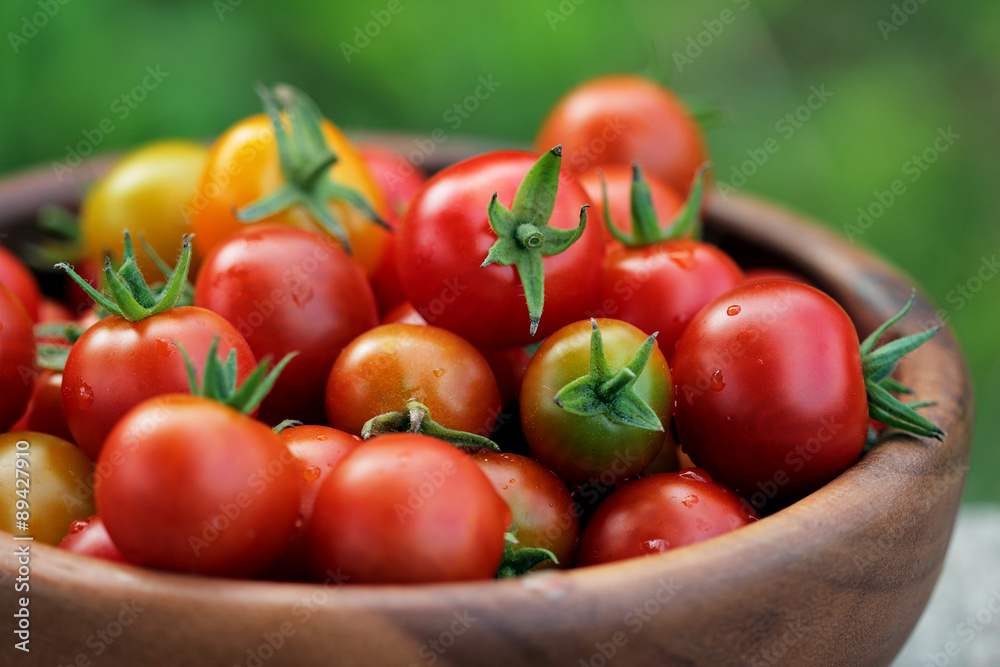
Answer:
[0,142,972,666]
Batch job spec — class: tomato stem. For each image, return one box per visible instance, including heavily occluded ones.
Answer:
[495,532,558,578]
[604,163,709,247]
[361,401,500,452]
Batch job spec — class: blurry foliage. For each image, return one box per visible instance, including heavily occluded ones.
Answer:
[1,0,997,500]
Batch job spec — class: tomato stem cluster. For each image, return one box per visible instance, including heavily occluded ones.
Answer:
[361,401,500,452]
[604,163,709,247]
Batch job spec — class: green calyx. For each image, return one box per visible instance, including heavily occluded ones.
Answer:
[177,336,296,415]
[554,319,664,432]
[34,321,85,371]
[481,145,589,337]
[495,532,558,579]
[236,83,388,254]
[361,401,500,452]
[604,163,709,247]
[56,232,193,323]
[860,293,945,441]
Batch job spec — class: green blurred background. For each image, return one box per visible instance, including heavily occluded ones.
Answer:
[1,0,997,501]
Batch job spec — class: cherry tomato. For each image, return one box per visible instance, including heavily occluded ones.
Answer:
[80,140,207,279]
[190,114,390,277]
[576,164,684,248]
[61,306,256,460]
[0,432,95,545]
[576,469,759,566]
[520,318,672,485]
[96,395,301,577]
[0,245,41,321]
[11,369,74,443]
[672,280,869,506]
[307,433,510,584]
[0,284,36,431]
[194,225,378,425]
[535,74,707,195]
[595,239,744,359]
[742,267,809,285]
[396,150,605,349]
[59,515,127,563]
[471,451,578,568]
[325,323,501,438]
[37,297,74,323]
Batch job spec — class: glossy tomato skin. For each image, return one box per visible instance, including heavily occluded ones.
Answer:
[11,370,74,443]
[520,318,673,486]
[396,150,605,349]
[576,164,684,248]
[672,280,869,507]
[0,432,96,545]
[471,451,578,568]
[576,469,759,566]
[190,114,390,277]
[535,75,707,195]
[61,306,256,460]
[194,225,378,425]
[307,433,510,584]
[96,395,301,577]
[80,140,207,279]
[0,245,41,321]
[595,240,744,359]
[0,284,36,431]
[59,515,127,563]
[325,323,501,438]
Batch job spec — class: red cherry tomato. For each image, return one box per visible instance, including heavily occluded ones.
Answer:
[194,225,378,425]
[0,284,36,431]
[59,515,128,564]
[672,280,869,507]
[11,369,74,443]
[307,433,510,584]
[576,469,759,566]
[0,245,41,322]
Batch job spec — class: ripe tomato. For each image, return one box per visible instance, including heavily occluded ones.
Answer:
[189,109,389,277]
[79,140,207,279]
[59,515,127,563]
[471,451,578,568]
[672,280,870,507]
[595,239,744,359]
[0,432,96,545]
[194,225,378,425]
[306,433,510,584]
[61,306,256,460]
[96,395,301,577]
[576,469,759,566]
[11,369,74,443]
[0,245,41,321]
[0,284,36,431]
[520,318,672,485]
[325,323,501,438]
[576,164,684,248]
[535,74,707,195]
[396,149,605,349]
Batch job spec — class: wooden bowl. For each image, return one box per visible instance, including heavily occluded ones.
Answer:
[0,137,973,666]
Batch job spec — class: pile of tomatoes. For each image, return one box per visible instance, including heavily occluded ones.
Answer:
[0,75,941,585]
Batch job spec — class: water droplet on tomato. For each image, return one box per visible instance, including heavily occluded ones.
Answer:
[155,338,173,358]
[303,466,321,482]
[68,518,90,534]
[432,368,446,378]
[682,494,699,508]
[641,539,671,554]
[726,305,741,316]
[315,434,327,441]
[77,381,94,410]
[710,370,726,391]
[679,469,710,483]
[509,478,516,484]
[668,249,696,270]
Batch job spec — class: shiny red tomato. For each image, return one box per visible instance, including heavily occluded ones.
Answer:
[96,394,301,577]
[535,74,707,195]
[59,515,127,563]
[0,245,41,322]
[61,306,256,460]
[396,149,605,349]
[471,451,578,568]
[306,433,510,584]
[194,225,378,425]
[325,323,501,438]
[576,469,759,566]
[672,280,869,507]
[11,370,74,443]
[0,284,36,431]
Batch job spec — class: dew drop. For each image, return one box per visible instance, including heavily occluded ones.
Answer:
[710,370,726,392]
[432,368,446,378]
[682,494,699,508]
[303,466,321,482]
[679,469,710,483]
[726,305,741,316]
[68,518,90,534]
[669,249,697,270]
[641,539,671,554]
[77,381,95,410]
[315,434,327,441]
